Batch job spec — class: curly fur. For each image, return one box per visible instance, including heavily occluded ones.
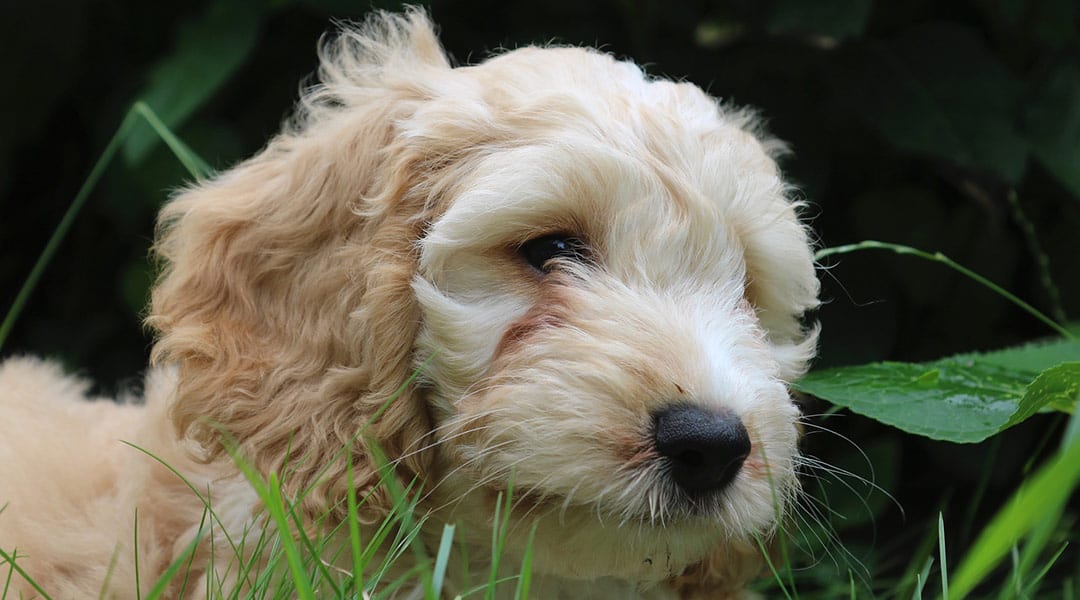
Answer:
[0,9,818,599]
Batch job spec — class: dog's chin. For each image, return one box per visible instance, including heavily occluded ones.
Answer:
[427,462,785,583]
[497,497,752,584]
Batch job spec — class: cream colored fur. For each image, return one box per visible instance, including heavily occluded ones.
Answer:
[0,10,818,599]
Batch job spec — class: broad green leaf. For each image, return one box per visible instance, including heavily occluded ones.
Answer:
[839,23,1027,183]
[957,333,1080,372]
[794,361,1027,442]
[1015,362,1080,416]
[793,338,1080,443]
[123,0,263,165]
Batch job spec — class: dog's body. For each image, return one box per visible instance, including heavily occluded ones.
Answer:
[0,11,818,599]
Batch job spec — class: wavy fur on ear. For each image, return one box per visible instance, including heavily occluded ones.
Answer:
[147,10,447,520]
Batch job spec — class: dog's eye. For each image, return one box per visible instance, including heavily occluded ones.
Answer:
[518,234,587,273]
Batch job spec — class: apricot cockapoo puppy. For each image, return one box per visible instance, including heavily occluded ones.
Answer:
[0,10,818,599]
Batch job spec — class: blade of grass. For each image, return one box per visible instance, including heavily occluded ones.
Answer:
[815,241,1074,341]
[120,442,244,566]
[1020,542,1069,599]
[758,436,798,595]
[1008,509,1061,599]
[380,509,427,573]
[0,102,211,353]
[282,506,343,599]
[132,102,213,180]
[513,521,538,600]
[357,487,411,582]
[457,531,473,592]
[0,548,53,600]
[293,358,432,512]
[134,508,142,600]
[0,107,135,352]
[2,547,18,600]
[362,440,432,596]
[1061,407,1080,450]
[361,479,424,592]
[98,547,121,600]
[358,507,405,585]
[950,435,1080,597]
[460,576,530,598]
[374,562,431,600]
[938,513,949,600]
[143,523,207,600]
[346,455,366,594]
[962,437,1000,542]
[912,556,933,600]
[172,509,209,600]
[272,479,344,599]
[486,491,505,600]
[1008,546,1021,598]
[2,565,11,599]
[249,523,282,600]
[227,449,315,600]
[249,534,288,600]
[486,472,516,600]
[265,471,315,600]
[431,524,456,598]
[895,518,944,600]
[754,533,794,600]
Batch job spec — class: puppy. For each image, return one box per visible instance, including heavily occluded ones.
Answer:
[0,9,818,599]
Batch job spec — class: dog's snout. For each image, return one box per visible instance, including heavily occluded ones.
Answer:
[652,405,751,495]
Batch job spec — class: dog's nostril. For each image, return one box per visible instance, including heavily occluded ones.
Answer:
[652,405,751,495]
[674,449,705,468]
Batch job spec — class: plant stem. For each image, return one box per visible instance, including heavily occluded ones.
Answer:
[1006,189,1066,324]
[815,240,1075,342]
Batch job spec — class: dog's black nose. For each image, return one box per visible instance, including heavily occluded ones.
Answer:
[652,405,751,495]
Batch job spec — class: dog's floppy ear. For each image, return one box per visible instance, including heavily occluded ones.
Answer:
[147,10,447,519]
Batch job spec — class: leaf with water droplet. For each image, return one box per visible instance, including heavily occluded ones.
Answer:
[794,336,1080,443]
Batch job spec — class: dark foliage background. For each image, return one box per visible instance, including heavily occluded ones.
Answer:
[3,0,1079,594]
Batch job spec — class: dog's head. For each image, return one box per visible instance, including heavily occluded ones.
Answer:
[148,9,818,590]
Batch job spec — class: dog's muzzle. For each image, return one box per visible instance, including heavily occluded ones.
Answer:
[652,405,751,495]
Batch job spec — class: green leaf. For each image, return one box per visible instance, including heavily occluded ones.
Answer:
[122,0,263,165]
[794,338,1080,443]
[795,361,1025,443]
[958,333,1080,372]
[1016,362,1080,415]
[840,23,1027,183]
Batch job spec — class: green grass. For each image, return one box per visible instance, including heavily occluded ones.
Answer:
[4,438,1074,599]
[0,436,536,599]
